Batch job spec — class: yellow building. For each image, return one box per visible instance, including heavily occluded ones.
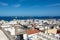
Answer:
[45,28,57,34]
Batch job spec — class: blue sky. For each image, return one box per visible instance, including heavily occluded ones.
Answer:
[0,0,60,16]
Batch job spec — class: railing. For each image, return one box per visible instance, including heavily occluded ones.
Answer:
[37,32,58,40]
[28,32,58,40]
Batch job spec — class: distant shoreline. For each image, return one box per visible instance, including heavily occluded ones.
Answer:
[0,16,60,21]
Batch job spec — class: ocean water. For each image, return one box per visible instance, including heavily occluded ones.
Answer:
[0,16,60,21]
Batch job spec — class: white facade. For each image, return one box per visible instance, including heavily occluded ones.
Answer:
[5,27,15,35]
[23,34,28,40]
[8,21,17,25]
[1,24,11,28]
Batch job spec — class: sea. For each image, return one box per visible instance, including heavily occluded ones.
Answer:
[0,16,60,21]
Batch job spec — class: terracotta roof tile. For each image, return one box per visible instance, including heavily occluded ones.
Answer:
[27,29,40,35]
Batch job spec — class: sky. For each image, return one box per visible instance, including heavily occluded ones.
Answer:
[0,0,60,16]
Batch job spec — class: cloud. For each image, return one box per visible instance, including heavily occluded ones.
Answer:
[46,3,60,7]
[13,4,21,8]
[0,2,8,6]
